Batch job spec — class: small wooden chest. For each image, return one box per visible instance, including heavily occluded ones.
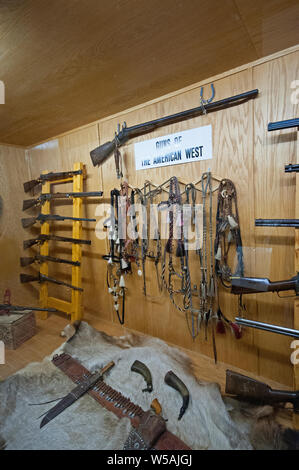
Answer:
[0,311,36,349]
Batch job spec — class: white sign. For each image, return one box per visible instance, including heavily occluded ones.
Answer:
[134,125,212,171]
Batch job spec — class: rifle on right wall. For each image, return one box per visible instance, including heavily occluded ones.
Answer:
[231,274,299,295]
[225,369,299,413]
[255,219,299,228]
[285,164,299,173]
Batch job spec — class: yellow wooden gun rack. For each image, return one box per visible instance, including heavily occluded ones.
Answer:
[39,162,85,322]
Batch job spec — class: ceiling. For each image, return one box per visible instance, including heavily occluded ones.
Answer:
[0,0,298,147]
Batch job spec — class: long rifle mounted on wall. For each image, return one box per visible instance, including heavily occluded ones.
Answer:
[90,88,259,168]
[231,274,299,295]
[235,317,299,339]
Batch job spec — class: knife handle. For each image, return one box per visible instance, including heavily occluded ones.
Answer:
[101,361,115,376]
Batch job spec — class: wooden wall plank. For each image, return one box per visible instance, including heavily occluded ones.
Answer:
[0,145,33,305]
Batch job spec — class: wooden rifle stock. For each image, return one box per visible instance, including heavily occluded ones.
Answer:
[21,217,37,228]
[22,199,37,211]
[231,275,299,295]
[23,238,40,250]
[226,370,299,412]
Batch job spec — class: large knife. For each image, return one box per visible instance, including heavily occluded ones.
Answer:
[40,360,115,428]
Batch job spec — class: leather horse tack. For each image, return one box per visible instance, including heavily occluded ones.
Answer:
[52,353,190,450]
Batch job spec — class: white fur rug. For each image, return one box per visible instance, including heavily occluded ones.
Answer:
[0,322,293,450]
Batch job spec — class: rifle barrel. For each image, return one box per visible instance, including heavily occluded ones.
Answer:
[37,214,96,223]
[285,164,299,173]
[40,274,83,291]
[268,118,299,132]
[39,170,83,182]
[36,254,81,266]
[128,89,258,136]
[235,317,299,339]
[23,192,102,210]
[20,273,83,292]
[21,255,80,267]
[255,219,299,227]
[0,304,57,313]
[39,234,91,245]
[41,191,103,199]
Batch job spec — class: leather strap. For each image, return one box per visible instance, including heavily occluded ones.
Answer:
[52,353,190,450]
[124,410,166,450]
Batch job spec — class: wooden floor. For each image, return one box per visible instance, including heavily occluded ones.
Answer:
[0,311,294,428]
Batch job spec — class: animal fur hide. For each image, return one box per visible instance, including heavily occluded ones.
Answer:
[0,322,296,450]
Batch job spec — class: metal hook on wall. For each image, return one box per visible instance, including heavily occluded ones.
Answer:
[200,83,215,105]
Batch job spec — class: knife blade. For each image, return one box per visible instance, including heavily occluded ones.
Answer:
[40,360,114,428]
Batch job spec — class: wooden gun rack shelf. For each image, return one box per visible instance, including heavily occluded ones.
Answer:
[39,162,84,322]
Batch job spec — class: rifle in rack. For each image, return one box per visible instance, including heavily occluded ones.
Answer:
[20,273,83,291]
[23,170,83,193]
[255,219,299,228]
[235,317,299,339]
[23,234,91,250]
[90,89,259,167]
[22,191,103,211]
[20,254,80,267]
[231,274,299,295]
[21,214,96,229]
[0,304,57,314]
[268,118,299,132]
[285,164,299,173]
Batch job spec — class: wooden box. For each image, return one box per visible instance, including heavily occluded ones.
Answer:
[0,311,36,349]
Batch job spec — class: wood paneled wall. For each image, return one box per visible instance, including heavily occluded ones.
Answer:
[3,48,298,386]
[0,145,33,305]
